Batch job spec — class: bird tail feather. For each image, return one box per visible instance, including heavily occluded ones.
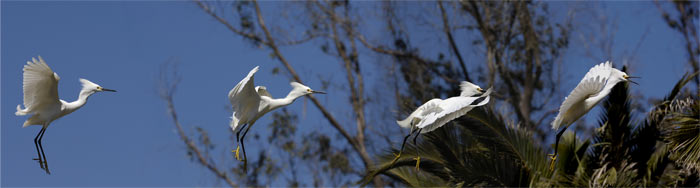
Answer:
[551,116,563,130]
[230,115,241,132]
[396,117,412,129]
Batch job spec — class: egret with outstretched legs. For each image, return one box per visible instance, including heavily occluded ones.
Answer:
[393,81,492,170]
[16,56,116,174]
[229,66,325,170]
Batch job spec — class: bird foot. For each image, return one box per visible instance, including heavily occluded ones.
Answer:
[548,153,557,171]
[390,152,401,165]
[33,158,46,169]
[233,145,241,161]
[413,156,421,171]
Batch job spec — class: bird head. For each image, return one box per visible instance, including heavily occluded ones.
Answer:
[289,82,325,97]
[615,70,639,85]
[459,81,484,97]
[80,78,117,94]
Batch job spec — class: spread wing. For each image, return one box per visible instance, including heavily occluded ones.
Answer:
[396,98,442,129]
[255,86,271,98]
[417,88,492,133]
[551,62,612,129]
[228,66,261,127]
[20,56,60,112]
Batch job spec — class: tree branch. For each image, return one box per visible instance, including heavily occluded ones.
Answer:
[438,0,471,82]
[158,62,237,187]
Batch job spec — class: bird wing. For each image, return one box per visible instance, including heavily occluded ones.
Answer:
[255,86,272,98]
[396,98,442,129]
[551,62,612,129]
[21,56,61,112]
[228,66,261,128]
[417,88,492,133]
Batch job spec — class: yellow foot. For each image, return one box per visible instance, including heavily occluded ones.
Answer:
[390,152,402,165]
[548,153,557,171]
[233,145,241,161]
[413,156,421,171]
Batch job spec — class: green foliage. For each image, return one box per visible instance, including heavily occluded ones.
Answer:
[362,73,700,187]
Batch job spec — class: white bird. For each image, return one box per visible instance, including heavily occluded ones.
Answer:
[392,81,492,170]
[15,56,116,174]
[548,61,636,170]
[229,66,325,169]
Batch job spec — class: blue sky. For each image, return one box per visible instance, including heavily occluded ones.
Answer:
[1,1,693,187]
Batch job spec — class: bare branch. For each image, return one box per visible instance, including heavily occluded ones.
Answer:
[438,0,471,82]
[158,61,237,187]
[194,0,266,46]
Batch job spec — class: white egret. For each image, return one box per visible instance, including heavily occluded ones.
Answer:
[229,66,325,169]
[548,61,637,170]
[15,56,116,174]
[392,81,492,170]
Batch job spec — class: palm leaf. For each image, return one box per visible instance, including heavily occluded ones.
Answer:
[360,106,549,186]
[664,98,700,174]
[549,131,591,186]
[592,73,634,170]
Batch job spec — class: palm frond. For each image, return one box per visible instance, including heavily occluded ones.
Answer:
[360,106,549,186]
[593,76,634,170]
[663,98,700,174]
[547,131,591,186]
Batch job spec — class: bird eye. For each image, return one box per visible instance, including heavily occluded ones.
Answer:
[307,89,312,92]
[97,87,102,90]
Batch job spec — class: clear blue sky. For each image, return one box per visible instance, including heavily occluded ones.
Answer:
[1,1,692,187]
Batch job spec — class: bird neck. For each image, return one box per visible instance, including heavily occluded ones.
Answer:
[66,89,94,112]
[268,90,305,109]
[285,89,306,102]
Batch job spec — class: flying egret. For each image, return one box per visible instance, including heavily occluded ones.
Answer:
[229,66,325,169]
[15,56,116,174]
[548,61,637,170]
[392,81,492,170]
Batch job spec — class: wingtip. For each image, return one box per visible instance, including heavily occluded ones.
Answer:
[248,66,260,76]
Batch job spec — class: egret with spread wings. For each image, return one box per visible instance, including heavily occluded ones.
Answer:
[548,61,637,170]
[15,56,116,174]
[392,81,492,170]
[229,66,325,169]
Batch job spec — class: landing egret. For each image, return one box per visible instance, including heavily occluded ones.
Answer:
[229,66,325,169]
[15,56,116,174]
[392,81,492,170]
[548,61,637,170]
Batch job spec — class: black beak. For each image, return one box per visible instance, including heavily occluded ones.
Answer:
[312,90,326,94]
[628,80,639,85]
[103,88,117,92]
[626,76,639,85]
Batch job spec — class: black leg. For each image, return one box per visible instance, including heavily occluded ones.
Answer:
[236,124,247,142]
[413,128,423,171]
[398,128,419,155]
[412,128,422,146]
[37,127,50,174]
[553,127,567,155]
[549,127,567,171]
[390,128,420,166]
[33,128,45,167]
[240,124,253,170]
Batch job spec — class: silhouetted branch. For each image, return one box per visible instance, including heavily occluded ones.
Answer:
[158,61,237,187]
